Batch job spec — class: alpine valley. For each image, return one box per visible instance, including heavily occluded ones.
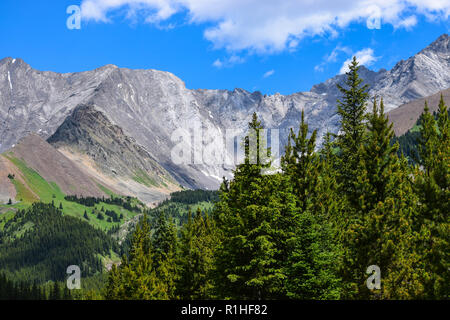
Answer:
[0,33,449,299]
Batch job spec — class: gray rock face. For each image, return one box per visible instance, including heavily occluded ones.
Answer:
[48,104,177,188]
[311,33,450,111]
[1,34,449,189]
[0,59,117,151]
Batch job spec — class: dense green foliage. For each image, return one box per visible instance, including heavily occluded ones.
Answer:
[0,273,72,300]
[119,190,215,257]
[0,203,117,283]
[393,109,450,163]
[413,97,450,298]
[167,190,219,204]
[64,195,142,212]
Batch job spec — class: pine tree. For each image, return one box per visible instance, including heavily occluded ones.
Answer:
[340,98,423,299]
[414,96,450,299]
[282,110,319,211]
[358,98,398,209]
[317,132,344,227]
[282,113,341,299]
[152,211,178,299]
[336,57,369,204]
[213,113,286,299]
[104,215,167,300]
[177,208,217,299]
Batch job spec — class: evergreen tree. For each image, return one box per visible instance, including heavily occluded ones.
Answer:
[152,211,178,299]
[414,96,450,299]
[282,112,341,299]
[282,111,319,211]
[105,215,167,300]
[340,98,423,299]
[336,56,369,203]
[213,113,287,299]
[177,208,217,299]
[317,132,344,227]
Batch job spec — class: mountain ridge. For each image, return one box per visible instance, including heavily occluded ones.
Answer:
[48,104,181,204]
[1,34,449,189]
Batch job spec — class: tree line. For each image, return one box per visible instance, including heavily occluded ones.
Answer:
[64,194,141,212]
[167,190,219,205]
[0,203,117,283]
[393,108,450,164]
[0,273,72,300]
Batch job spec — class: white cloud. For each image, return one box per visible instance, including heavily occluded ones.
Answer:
[263,69,275,78]
[212,59,223,68]
[81,0,180,23]
[315,45,352,72]
[395,15,418,29]
[212,55,245,68]
[340,48,378,74]
[81,0,450,53]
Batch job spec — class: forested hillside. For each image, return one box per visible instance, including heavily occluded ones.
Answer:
[0,203,117,283]
[393,108,450,163]
[119,190,218,257]
[0,189,218,299]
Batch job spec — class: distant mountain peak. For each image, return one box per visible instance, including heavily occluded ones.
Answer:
[421,33,449,54]
[47,103,181,204]
[0,57,27,68]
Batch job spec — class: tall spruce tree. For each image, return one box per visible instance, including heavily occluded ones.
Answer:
[177,208,217,299]
[336,57,369,204]
[152,211,178,299]
[341,98,423,299]
[105,215,167,300]
[282,112,341,299]
[282,111,319,211]
[213,113,288,299]
[414,96,450,299]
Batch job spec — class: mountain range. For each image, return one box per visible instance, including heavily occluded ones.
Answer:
[0,33,449,204]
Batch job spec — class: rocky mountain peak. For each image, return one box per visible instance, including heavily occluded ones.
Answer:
[47,104,180,203]
[421,33,449,54]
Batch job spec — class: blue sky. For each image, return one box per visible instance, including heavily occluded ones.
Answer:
[0,0,449,95]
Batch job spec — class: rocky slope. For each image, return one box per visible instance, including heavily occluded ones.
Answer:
[1,34,449,189]
[311,33,450,111]
[0,134,111,202]
[388,88,450,136]
[48,104,181,204]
